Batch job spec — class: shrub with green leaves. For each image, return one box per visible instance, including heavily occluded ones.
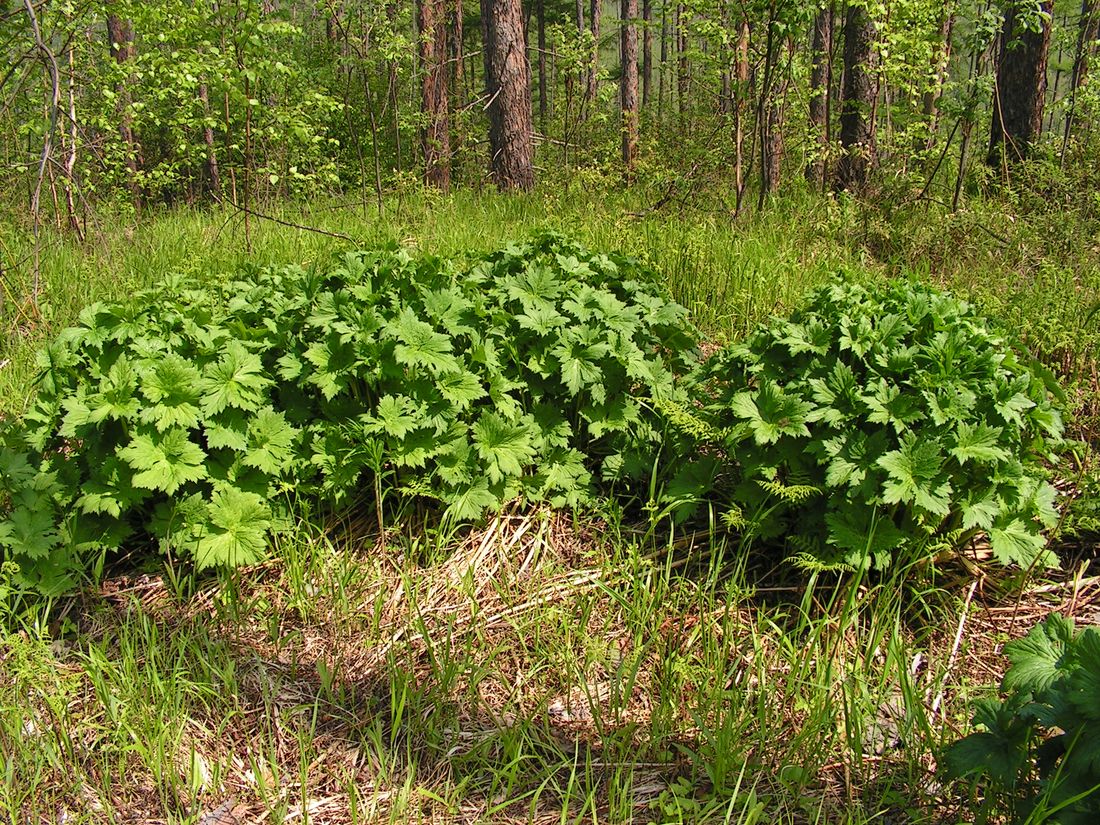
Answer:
[944,614,1100,824]
[0,234,698,593]
[680,277,1065,570]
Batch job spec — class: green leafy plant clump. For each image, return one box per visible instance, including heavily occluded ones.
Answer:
[681,277,1065,571]
[945,614,1100,824]
[0,234,698,593]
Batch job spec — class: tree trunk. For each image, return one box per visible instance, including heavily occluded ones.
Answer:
[1071,0,1099,89]
[537,0,548,124]
[482,0,536,190]
[587,0,601,100]
[676,3,688,118]
[64,32,82,240]
[806,3,833,186]
[106,13,142,210]
[198,83,222,199]
[988,0,1054,166]
[621,0,639,172]
[658,2,668,120]
[1063,0,1099,151]
[419,0,451,189]
[834,2,876,192]
[758,13,790,205]
[642,0,652,107]
[921,7,955,143]
[733,17,749,210]
[719,0,731,115]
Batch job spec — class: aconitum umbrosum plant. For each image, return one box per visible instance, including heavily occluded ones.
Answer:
[683,277,1064,570]
[0,234,699,594]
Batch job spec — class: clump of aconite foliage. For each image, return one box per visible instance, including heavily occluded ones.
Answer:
[945,614,1100,825]
[0,234,698,593]
[674,277,1065,571]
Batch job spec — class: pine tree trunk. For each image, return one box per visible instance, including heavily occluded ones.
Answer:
[419,0,452,189]
[834,2,876,192]
[988,0,1054,166]
[719,0,731,115]
[806,4,832,186]
[1063,0,1099,150]
[621,0,639,172]
[537,0,548,124]
[733,18,749,211]
[921,8,955,145]
[676,3,688,118]
[482,0,536,190]
[658,3,668,120]
[449,0,465,176]
[587,0,601,100]
[1071,0,1099,89]
[642,0,652,107]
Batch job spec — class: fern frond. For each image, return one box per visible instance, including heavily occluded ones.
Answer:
[757,478,821,503]
[787,551,854,574]
[652,396,724,443]
[722,504,747,530]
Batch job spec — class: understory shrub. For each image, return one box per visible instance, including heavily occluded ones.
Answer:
[945,614,1100,824]
[0,234,698,593]
[675,277,1065,571]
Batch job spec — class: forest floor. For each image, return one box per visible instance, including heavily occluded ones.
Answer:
[1,187,1098,823]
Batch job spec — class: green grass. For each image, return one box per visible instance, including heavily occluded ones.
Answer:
[1,184,1097,822]
[0,511,991,824]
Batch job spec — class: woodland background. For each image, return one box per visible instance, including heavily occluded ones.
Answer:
[0,0,1095,234]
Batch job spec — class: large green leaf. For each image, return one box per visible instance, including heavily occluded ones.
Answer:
[472,412,536,484]
[118,429,208,495]
[198,341,271,416]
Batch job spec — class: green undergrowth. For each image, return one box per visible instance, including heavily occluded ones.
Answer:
[0,234,1071,595]
[0,514,980,824]
[946,614,1100,824]
[0,186,1096,823]
[0,234,698,592]
[671,278,1065,572]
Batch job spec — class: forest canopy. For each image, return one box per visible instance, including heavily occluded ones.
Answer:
[0,0,1095,222]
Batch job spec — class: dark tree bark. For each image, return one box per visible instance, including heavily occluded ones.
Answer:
[758,11,790,205]
[806,3,833,186]
[481,0,536,190]
[988,0,1054,166]
[1063,0,1099,150]
[761,57,790,198]
[834,2,876,192]
[719,0,732,114]
[449,0,465,175]
[106,12,142,209]
[642,0,652,106]
[419,0,452,189]
[198,83,222,199]
[733,17,749,210]
[676,3,688,117]
[621,0,639,172]
[658,2,668,119]
[1071,0,1099,88]
[587,0,601,100]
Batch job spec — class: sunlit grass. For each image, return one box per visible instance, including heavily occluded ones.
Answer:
[0,510,987,823]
